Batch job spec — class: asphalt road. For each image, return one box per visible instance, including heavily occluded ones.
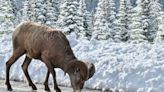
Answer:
[0,80,101,92]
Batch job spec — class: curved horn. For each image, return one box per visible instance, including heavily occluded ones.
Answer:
[66,59,89,80]
[84,62,95,79]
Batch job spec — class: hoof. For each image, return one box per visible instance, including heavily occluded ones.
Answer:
[55,87,61,92]
[7,86,12,91]
[45,86,50,92]
[32,85,37,90]
[6,83,12,91]
[29,83,37,90]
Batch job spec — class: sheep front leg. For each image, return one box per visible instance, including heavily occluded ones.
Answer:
[45,63,61,92]
[6,49,24,91]
[42,56,61,92]
[44,71,50,91]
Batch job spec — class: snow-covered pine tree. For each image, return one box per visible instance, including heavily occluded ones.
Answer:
[115,0,132,42]
[140,0,153,42]
[34,0,46,23]
[9,0,18,26]
[0,0,15,33]
[150,0,162,20]
[149,0,163,42]
[154,0,164,43]
[155,11,164,42]
[57,0,81,36]
[130,0,162,43]
[107,0,117,40]
[129,0,147,43]
[57,0,68,29]
[45,0,60,27]
[23,0,36,21]
[78,0,93,39]
[135,0,162,42]
[22,0,29,21]
[23,0,46,24]
[92,0,111,40]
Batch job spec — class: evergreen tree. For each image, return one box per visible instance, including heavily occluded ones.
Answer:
[106,0,116,26]
[78,0,92,39]
[92,0,111,40]
[23,0,36,21]
[149,0,163,42]
[107,0,117,40]
[152,0,164,43]
[135,0,163,42]
[0,0,15,33]
[9,0,18,26]
[115,0,131,42]
[140,0,153,42]
[150,0,162,18]
[34,0,46,23]
[45,0,60,27]
[155,11,164,42]
[57,0,81,36]
[129,0,147,43]
[23,0,46,23]
[23,0,60,25]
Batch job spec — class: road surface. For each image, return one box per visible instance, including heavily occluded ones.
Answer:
[0,80,101,92]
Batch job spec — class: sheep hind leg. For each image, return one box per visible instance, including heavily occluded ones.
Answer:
[22,56,37,90]
[5,49,25,91]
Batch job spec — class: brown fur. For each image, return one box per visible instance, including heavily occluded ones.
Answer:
[5,21,94,92]
[12,22,76,69]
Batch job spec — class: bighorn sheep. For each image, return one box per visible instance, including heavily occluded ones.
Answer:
[5,21,95,92]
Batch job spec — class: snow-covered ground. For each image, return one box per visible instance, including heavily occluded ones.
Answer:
[0,80,101,92]
[0,33,164,92]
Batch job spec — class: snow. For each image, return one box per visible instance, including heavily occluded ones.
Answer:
[0,33,164,92]
[1,0,164,91]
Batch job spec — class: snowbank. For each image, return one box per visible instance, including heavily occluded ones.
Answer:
[0,33,164,92]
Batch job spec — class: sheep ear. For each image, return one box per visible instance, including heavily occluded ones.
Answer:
[84,62,95,79]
